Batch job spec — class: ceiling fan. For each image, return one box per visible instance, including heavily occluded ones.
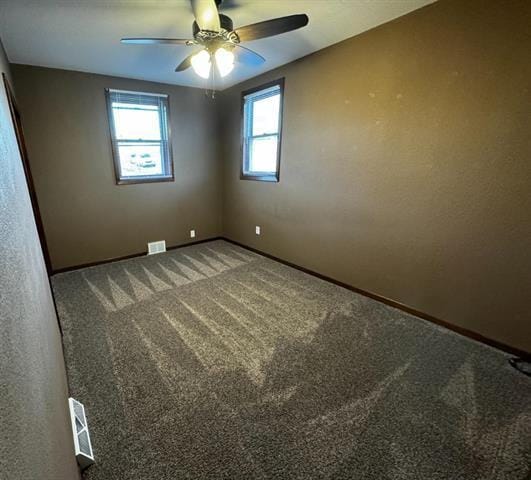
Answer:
[121,0,309,79]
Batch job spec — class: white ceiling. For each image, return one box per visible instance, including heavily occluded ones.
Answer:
[0,0,435,90]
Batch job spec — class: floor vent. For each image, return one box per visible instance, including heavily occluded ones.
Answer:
[148,240,166,255]
[68,397,94,470]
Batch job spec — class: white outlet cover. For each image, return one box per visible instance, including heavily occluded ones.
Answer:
[255,226,261,235]
[190,229,196,238]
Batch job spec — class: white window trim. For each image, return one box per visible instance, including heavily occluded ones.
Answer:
[241,79,284,182]
[105,88,174,185]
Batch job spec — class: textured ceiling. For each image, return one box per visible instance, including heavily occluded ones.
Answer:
[0,0,436,90]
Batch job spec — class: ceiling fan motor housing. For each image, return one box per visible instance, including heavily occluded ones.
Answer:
[193,14,234,36]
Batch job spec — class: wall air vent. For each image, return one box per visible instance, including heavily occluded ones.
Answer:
[68,397,95,470]
[147,240,166,255]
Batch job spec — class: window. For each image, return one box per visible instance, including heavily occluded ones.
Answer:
[241,79,284,182]
[105,89,173,184]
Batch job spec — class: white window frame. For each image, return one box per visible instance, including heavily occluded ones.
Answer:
[241,78,284,182]
[105,88,174,185]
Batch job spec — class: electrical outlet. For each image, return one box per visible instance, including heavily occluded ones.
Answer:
[190,229,196,238]
[255,226,261,235]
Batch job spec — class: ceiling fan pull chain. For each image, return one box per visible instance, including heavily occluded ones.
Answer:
[210,59,216,99]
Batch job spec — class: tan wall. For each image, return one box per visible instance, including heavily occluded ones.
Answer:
[218,0,531,353]
[0,41,80,479]
[11,65,222,270]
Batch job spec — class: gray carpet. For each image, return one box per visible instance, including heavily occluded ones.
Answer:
[53,240,531,480]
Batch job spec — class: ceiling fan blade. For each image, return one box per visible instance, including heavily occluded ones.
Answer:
[121,38,195,45]
[234,14,309,42]
[233,44,265,66]
[190,0,221,31]
[175,53,196,72]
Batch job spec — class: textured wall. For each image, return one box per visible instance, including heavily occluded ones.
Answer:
[0,41,80,479]
[11,65,222,270]
[218,0,531,353]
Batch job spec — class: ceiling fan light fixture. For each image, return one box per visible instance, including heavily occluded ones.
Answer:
[215,47,234,77]
[191,49,211,79]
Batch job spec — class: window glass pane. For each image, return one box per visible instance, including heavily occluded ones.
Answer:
[117,142,163,177]
[252,94,280,136]
[249,135,278,173]
[112,103,161,140]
